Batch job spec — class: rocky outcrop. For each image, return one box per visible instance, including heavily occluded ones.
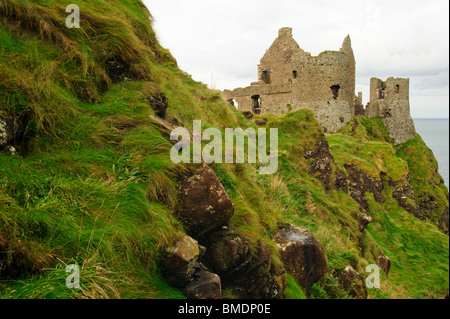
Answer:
[202,227,286,299]
[378,255,391,277]
[160,235,222,299]
[304,138,335,190]
[274,224,328,292]
[221,241,286,299]
[389,177,424,221]
[339,266,368,299]
[304,136,349,193]
[357,214,373,232]
[203,227,250,275]
[185,265,222,300]
[177,164,235,237]
[148,93,169,118]
[345,164,384,212]
[334,169,349,193]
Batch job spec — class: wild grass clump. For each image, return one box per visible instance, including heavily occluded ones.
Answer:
[0,0,448,300]
[0,0,176,149]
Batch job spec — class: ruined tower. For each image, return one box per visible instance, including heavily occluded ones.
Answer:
[223,28,355,133]
[365,77,416,144]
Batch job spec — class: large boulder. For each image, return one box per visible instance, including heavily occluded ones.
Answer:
[203,228,285,299]
[185,265,222,300]
[177,164,235,237]
[160,235,201,288]
[274,224,328,291]
[225,241,286,299]
[203,227,250,275]
[339,266,368,299]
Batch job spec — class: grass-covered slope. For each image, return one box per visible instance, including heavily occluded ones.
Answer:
[0,0,448,299]
[330,118,449,298]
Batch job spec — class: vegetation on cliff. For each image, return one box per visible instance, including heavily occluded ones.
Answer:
[0,0,448,299]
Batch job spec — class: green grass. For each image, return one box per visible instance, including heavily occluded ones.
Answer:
[0,0,448,300]
[365,194,449,299]
[284,275,308,299]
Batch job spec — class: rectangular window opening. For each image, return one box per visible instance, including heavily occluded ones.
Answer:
[261,71,271,84]
[252,95,261,114]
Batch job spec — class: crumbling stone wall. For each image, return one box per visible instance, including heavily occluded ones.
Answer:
[366,77,416,144]
[223,28,416,142]
[223,28,354,133]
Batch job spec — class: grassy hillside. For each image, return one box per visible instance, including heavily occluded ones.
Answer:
[0,0,448,299]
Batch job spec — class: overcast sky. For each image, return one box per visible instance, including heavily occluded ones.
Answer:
[144,0,449,118]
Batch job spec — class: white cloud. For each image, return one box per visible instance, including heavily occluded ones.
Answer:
[144,0,449,118]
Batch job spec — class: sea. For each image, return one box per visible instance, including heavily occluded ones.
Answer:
[413,119,449,188]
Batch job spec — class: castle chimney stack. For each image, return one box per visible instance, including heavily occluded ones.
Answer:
[358,92,363,105]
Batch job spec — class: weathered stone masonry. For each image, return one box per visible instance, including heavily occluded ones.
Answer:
[365,77,416,144]
[223,27,416,143]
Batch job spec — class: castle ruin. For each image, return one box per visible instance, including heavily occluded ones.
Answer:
[223,27,416,144]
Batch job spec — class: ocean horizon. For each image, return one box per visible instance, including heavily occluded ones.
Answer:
[413,118,449,188]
